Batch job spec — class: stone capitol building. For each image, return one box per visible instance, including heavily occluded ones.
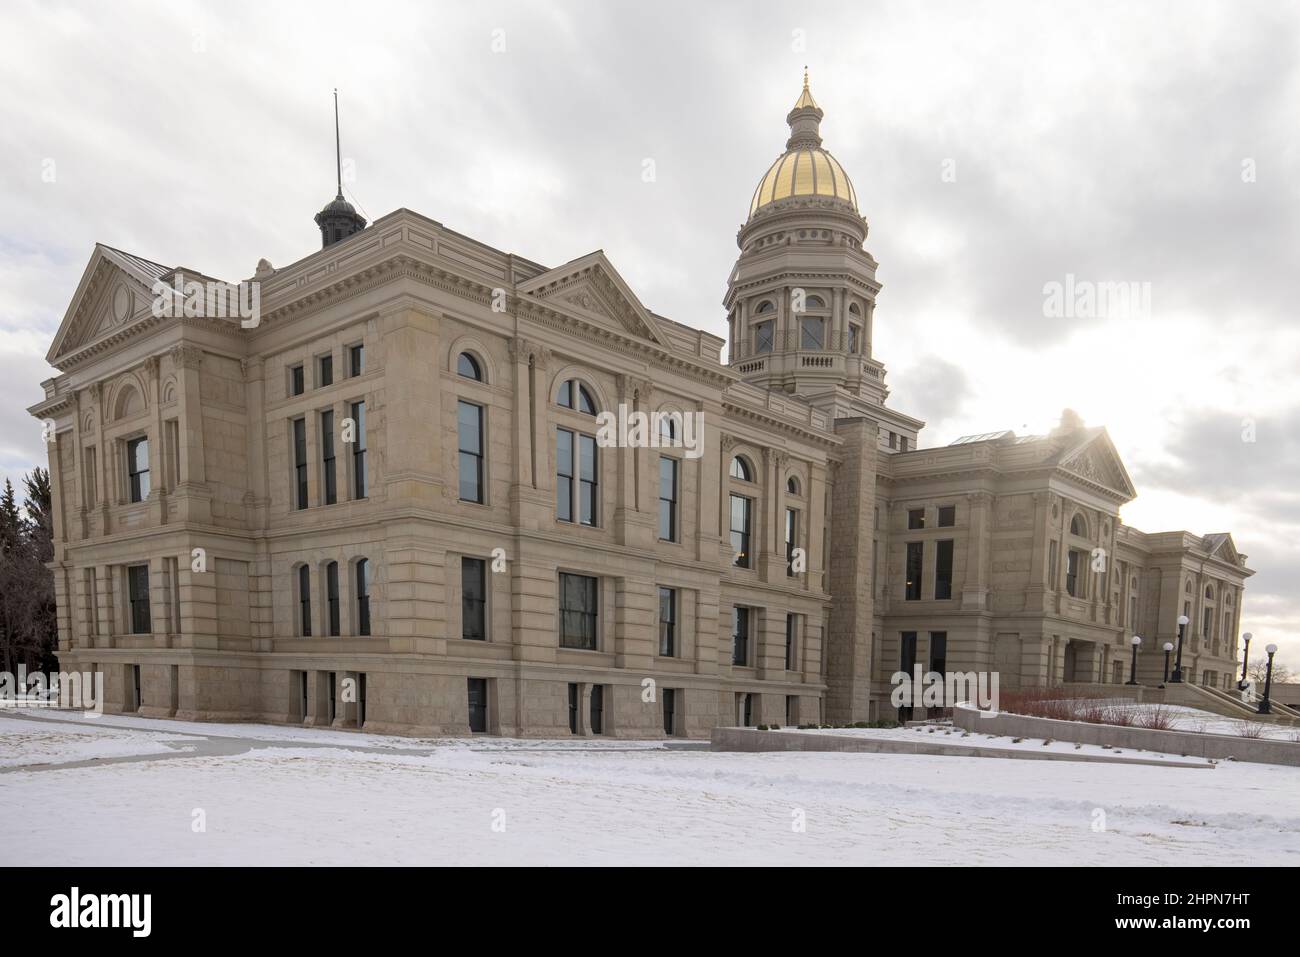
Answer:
[29,76,1253,736]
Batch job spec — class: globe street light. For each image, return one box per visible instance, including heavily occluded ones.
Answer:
[1238,632,1253,691]
[1162,642,1174,683]
[1171,614,1189,683]
[1258,643,1278,715]
[1126,634,1142,685]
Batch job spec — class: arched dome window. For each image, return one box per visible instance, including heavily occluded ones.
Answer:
[557,379,597,415]
[730,455,753,482]
[1069,514,1087,537]
[755,300,775,314]
[457,352,483,381]
[787,475,801,495]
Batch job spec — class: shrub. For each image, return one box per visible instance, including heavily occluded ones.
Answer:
[1237,722,1265,739]
[757,724,768,731]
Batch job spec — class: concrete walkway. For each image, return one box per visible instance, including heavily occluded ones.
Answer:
[0,710,707,774]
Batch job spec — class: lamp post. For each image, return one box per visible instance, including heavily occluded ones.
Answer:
[1126,635,1142,685]
[1162,642,1174,683]
[1171,614,1189,683]
[1238,632,1253,690]
[1257,643,1278,715]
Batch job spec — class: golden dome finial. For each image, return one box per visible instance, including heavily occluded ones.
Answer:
[792,67,819,111]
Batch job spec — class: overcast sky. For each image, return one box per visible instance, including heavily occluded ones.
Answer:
[1,0,1296,663]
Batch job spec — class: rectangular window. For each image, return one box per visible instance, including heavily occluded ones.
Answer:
[732,606,750,666]
[350,400,367,499]
[907,508,925,530]
[1202,607,1213,640]
[785,613,797,670]
[355,559,371,637]
[937,505,956,527]
[289,364,305,396]
[900,631,917,671]
[935,539,954,600]
[292,418,308,509]
[348,344,364,378]
[556,428,573,522]
[658,456,678,542]
[658,586,676,657]
[800,317,825,349]
[462,558,487,640]
[556,429,598,526]
[467,678,488,733]
[84,446,98,507]
[900,436,910,452]
[1066,549,1081,597]
[317,354,333,388]
[730,494,753,568]
[754,320,774,354]
[929,632,947,675]
[905,542,923,601]
[785,507,799,577]
[847,324,860,354]
[559,573,598,650]
[127,436,150,503]
[326,562,340,636]
[298,565,312,636]
[578,434,597,526]
[1130,595,1139,629]
[127,564,151,634]
[320,409,337,505]
[458,400,485,503]
[889,431,898,450]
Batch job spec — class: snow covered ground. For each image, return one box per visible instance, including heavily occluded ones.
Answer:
[2,709,1298,866]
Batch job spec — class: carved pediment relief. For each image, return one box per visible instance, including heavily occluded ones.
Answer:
[517,251,671,349]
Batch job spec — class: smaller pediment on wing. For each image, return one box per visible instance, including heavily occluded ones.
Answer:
[47,244,173,366]
[517,250,672,348]
[1056,429,1138,500]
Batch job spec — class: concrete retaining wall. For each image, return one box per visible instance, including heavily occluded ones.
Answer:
[710,727,1210,768]
[954,704,1300,766]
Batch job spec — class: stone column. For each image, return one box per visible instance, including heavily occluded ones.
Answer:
[378,299,443,505]
[825,418,877,722]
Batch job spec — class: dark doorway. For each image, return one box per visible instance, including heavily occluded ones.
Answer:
[662,688,676,735]
[590,685,604,735]
[357,673,367,728]
[567,682,579,734]
[467,678,488,733]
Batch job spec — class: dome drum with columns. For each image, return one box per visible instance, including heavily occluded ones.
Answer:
[726,72,902,429]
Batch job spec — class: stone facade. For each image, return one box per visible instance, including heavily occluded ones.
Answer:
[28,78,1252,735]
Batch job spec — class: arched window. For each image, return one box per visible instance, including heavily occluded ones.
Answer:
[457,352,483,381]
[557,379,597,415]
[297,565,312,637]
[1204,585,1214,600]
[324,561,340,637]
[355,558,372,637]
[659,414,677,443]
[755,300,775,314]
[805,295,826,309]
[786,475,801,495]
[730,455,753,482]
[1069,514,1086,537]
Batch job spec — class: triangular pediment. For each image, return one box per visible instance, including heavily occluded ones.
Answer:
[1204,532,1242,566]
[1057,429,1138,500]
[47,245,172,367]
[517,250,672,348]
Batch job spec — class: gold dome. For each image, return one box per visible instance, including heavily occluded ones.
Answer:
[747,71,858,217]
[748,147,857,217]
